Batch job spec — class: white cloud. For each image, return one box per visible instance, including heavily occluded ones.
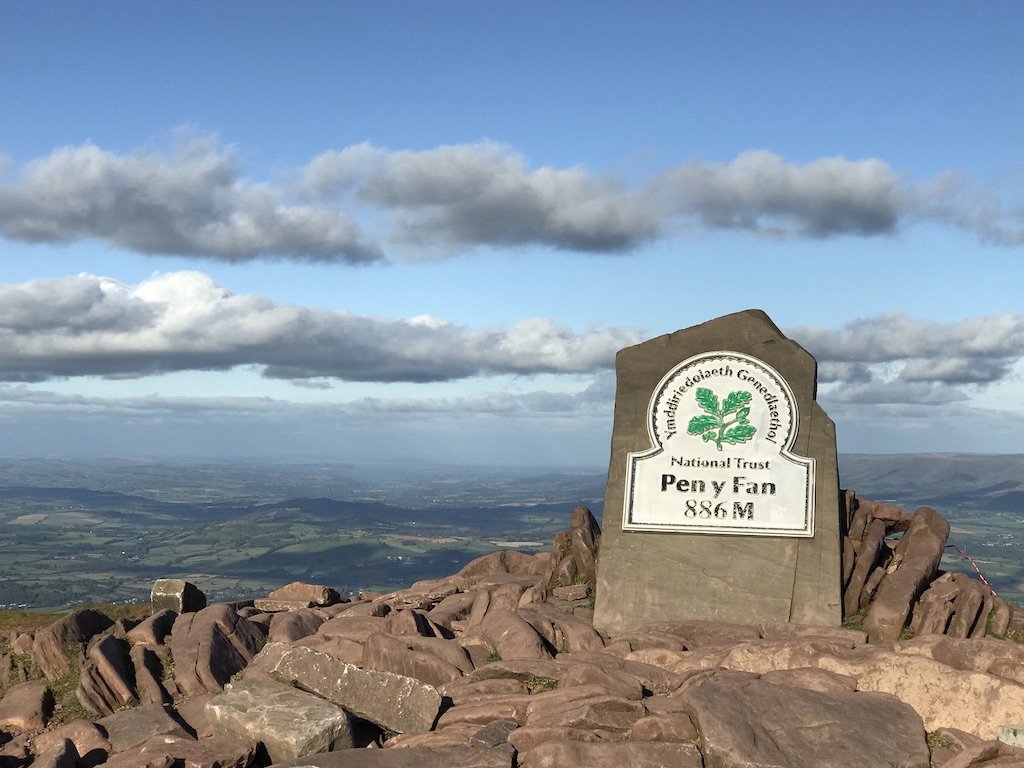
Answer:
[0,271,641,383]
[910,170,1024,246]
[305,141,661,254]
[4,270,1023,419]
[2,136,1021,262]
[792,313,1024,379]
[0,139,381,263]
[789,312,1024,407]
[654,150,903,237]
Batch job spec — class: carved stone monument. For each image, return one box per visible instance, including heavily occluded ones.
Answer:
[593,310,841,635]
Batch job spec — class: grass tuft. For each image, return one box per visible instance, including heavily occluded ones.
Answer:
[841,612,865,631]
[524,675,558,692]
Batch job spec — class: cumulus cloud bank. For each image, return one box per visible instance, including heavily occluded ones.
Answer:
[792,312,1024,405]
[2,271,1022,417]
[0,272,640,383]
[0,139,381,263]
[1,137,1020,261]
[304,142,661,253]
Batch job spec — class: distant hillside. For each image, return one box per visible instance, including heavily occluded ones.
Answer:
[839,453,1024,512]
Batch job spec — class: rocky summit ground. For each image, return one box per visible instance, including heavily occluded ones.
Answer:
[3,500,1024,767]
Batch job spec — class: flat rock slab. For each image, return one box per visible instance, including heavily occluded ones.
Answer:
[268,581,341,606]
[267,744,515,768]
[101,734,255,768]
[32,719,110,764]
[207,676,353,764]
[682,675,930,768]
[251,642,442,734]
[721,641,1024,739]
[97,702,195,754]
[521,740,703,768]
[30,737,78,768]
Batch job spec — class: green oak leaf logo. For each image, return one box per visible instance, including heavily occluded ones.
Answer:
[686,388,756,451]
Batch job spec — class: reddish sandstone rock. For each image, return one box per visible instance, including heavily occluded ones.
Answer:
[207,677,352,764]
[718,638,1024,739]
[528,692,647,734]
[860,498,914,529]
[268,607,325,643]
[910,572,963,636]
[558,662,644,701]
[125,609,177,647]
[266,745,515,767]
[551,585,589,601]
[682,674,929,768]
[425,592,479,630]
[863,506,950,644]
[507,726,617,754]
[478,609,553,661]
[628,712,699,743]
[388,608,448,639]
[101,733,255,768]
[31,609,113,681]
[451,551,549,590]
[130,644,173,707]
[487,583,527,614]
[32,719,111,767]
[30,737,78,768]
[293,634,366,665]
[316,615,390,643]
[440,677,529,706]
[561,650,682,695]
[362,633,472,686]
[758,666,858,693]
[97,702,195,755]
[251,642,442,734]
[989,597,1013,637]
[845,517,888,614]
[519,604,604,653]
[640,620,761,649]
[384,724,480,749]
[170,603,266,696]
[0,680,53,732]
[435,697,532,729]
[268,581,342,607]
[948,578,993,639]
[336,600,392,618]
[896,634,1024,681]
[76,634,137,716]
[522,740,702,768]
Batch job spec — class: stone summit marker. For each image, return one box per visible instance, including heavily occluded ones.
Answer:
[593,310,842,634]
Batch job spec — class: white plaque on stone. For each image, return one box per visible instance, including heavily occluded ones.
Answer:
[623,350,814,537]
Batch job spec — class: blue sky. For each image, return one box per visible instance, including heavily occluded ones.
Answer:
[1,2,1023,466]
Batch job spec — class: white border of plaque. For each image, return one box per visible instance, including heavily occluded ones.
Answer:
[623,350,815,537]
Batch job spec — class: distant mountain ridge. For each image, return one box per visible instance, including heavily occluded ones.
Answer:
[839,453,1024,511]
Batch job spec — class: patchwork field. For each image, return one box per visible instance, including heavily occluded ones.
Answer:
[0,462,598,609]
[1,455,1022,610]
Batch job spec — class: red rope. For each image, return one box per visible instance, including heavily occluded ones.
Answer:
[946,543,998,596]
